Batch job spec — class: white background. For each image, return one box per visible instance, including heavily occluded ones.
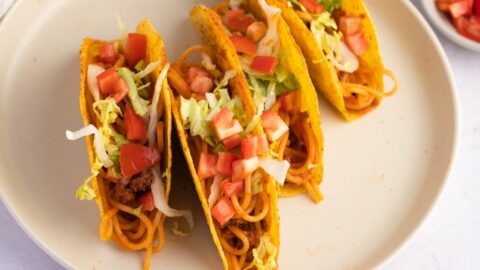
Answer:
[0,0,479,269]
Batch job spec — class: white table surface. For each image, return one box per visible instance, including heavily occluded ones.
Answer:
[1,0,479,269]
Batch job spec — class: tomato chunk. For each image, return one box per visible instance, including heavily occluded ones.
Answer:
[112,78,129,103]
[339,16,363,36]
[231,34,257,56]
[345,32,369,55]
[279,92,295,112]
[197,152,217,179]
[449,0,472,18]
[125,104,147,141]
[250,56,278,75]
[223,134,242,149]
[187,67,210,84]
[261,111,289,141]
[212,108,244,140]
[97,68,119,95]
[225,8,256,33]
[99,43,117,64]
[190,76,213,93]
[232,157,259,182]
[221,179,244,197]
[300,0,325,14]
[216,152,238,176]
[125,33,147,69]
[211,197,235,226]
[240,137,258,159]
[139,191,155,212]
[256,134,269,156]
[247,21,267,43]
[120,144,160,178]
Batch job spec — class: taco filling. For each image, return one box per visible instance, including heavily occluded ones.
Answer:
[169,45,279,269]
[213,0,323,202]
[66,20,190,270]
[287,0,398,111]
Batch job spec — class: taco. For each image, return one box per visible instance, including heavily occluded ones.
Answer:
[271,0,398,120]
[168,25,281,270]
[66,19,190,270]
[189,0,324,202]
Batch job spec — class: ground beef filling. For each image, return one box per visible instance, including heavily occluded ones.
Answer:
[109,170,154,205]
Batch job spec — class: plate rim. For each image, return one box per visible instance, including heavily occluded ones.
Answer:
[0,0,460,269]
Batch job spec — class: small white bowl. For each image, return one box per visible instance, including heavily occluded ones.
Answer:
[421,0,480,51]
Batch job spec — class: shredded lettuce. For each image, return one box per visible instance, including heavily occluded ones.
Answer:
[151,165,194,229]
[259,158,290,186]
[244,236,278,270]
[134,60,161,81]
[132,205,142,215]
[171,221,188,237]
[87,64,104,101]
[257,0,281,56]
[180,97,215,145]
[147,63,170,148]
[318,0,342,13]
[117,67,150,116]
[251,171,263,195]
[115,15,128,48]
[208,175,224,208]
[310,12,359,73]
[93,98,123,156]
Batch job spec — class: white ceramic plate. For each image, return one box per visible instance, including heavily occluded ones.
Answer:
[421,0,480,52]
[0,0,458,269]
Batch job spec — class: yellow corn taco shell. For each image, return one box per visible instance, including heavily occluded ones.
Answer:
[79,19,172,250]
[167,6,281,270]
[272,0,386,121]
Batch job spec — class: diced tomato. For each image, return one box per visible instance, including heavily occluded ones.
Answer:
[339,16,363,36]
[454,15,480,41]
[436,0,451,12]
[216,152,238,176]
[261,111,289,142]
[212,108,244,140]
[250,56,278,75]
[125,33,147,69]
[449,0,472,18]
[230,34,257,56]
[124,104,147,141]
[474,0,480,18]
[225,8,256,33]
[96,68,119,95]
[120,144,160,178]
[197,152,217,179]
[211,197,235,226]
[221,179,244,197]
[223,134,242,149]
[300,0,325,14]
[345,32,369,55]
[232,157,259,182]
[240,137,258,159]
[279,92,295,112]
[187,67,210,84]
[139,191,155,212]
[190,76,213,93]
[111,77,129,103]
[99,43,117,64]
[256,134,269,156]
[247,21,267,43]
